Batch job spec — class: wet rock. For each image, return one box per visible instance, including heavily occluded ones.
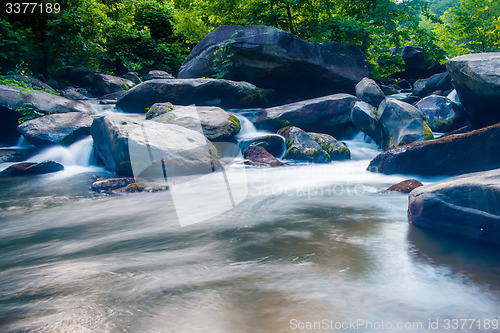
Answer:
[146,103,240,141]
[91,113,221,177]
[446,53,500,128]
[413,72,452,98]
[254,94,358,138]
[378,98,426,150]
[350,101,382,146]
[243,146,283,167]
[0,161,64,177]
[147,70,175,80]
[414,95,464,132]
[0,147,36,163]
[178,25,368,101]
[387,179,423,193]
[91,177,135,192]
[368,123,500,176]
[408,168,500,247]
[355,77,385,107]
[239,134,286,157]
[17,112,93,147]
[116,78,273,113]
[308,132,350,161]
[277,126,330,163]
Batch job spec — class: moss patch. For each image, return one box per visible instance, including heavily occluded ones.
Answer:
[423,121,434,140]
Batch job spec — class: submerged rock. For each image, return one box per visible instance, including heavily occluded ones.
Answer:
[243,146,283,167]
[0,161,64,177]
[254,94,358,138]
[146,103,240,141]
[17,112,93,147]
[116,78,273,113]
[368,123,500,176]
[408,168,500,247]
[446,53,500,128]
[91,114,220,177]
[387,179,423,193]
[178,25,368,101]
[91,177,135,193]
[277,126,330,163]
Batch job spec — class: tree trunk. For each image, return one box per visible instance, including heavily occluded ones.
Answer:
[286,3,295,34]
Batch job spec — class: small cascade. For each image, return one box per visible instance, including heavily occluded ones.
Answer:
[31,136,95,167]
[233,113,272,139]
[344,132,381,161]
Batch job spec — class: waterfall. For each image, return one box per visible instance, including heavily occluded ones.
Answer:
[233,113,272,139]
[31,136,95,168]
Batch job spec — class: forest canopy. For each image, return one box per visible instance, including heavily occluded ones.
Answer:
[1,0,499,79]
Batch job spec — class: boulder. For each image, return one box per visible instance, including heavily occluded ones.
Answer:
[17,112,93,147]
[446,53,500,128]
[408,169,500,247]
[147,70,175,80]
[308,132,350,161]
[116,78,273,113]
[243,146,283,167]
[355,77,385,107]
[4,74,56,93]
[178,25,368,101]
[413,72,452,98]
[91,114,220,177]
[239,134,286,157]
[378,98,427,150]
[145,103,240,141]
[277,126,330,163]
[124,72,142,84]
[79,73,135,97]
[64,88,88,100]
[368,123,500,176]
[91,177,135,193]
[56,66,94,84]
[253,94,358,138]
[0,161,63,177]
[414,95,464,132]
[380,85,399,95]
[402,46,426,70]
[387,179,423,193]
[350,101,382,146]
[387,93,421,105]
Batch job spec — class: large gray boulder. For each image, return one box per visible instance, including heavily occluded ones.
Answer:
[414,95,464,132]
[253,94,358,138]
[277,126,330,163]
[378,98,427,150]
[350,101,382,146]
[116,78,273,113]
[178,25,368,101]
[355,77,385,107]
[17,112,93,147]
[408,169,500,247]
[0,85,94,145]
[413,72,452,97]
[91,114,220,177]
[145,103,240,141]
[446,53,500,128]
[368,123,500,176]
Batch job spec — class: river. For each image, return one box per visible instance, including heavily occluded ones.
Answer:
[1,106,499,332]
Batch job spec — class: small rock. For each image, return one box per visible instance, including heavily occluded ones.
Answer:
[277,126,330,163]
[387,179,423,193]
[0,161,64,177]
[91,177,135,192]
[243,146,283,167]
[147,70,175,80]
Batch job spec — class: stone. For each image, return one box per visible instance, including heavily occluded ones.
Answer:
[408,169,500,247]
[124,72,142,84]
[0,147,36,163]
[147,70,175,80]
[91,177,135,192]
[238,134,286,157]
[146,103,240,141]
[414,95,464,132]
[446,53,500,128]
[277,126,330,163]
[402,46,427,70]
[413,72,452,98]
[355,77,385,107]
[308,132,350,161]
[91,113,221,177]
[350,101,382,146]
[79,73,135,97]
[0,161,64,177]
[178,25,368,101]
[116,78,273,113]
[17,112,93,147]
[253,94,358,138]
[368,123,500,176]
[378,98,426,150]
[387,179,423,193]
[243,146,283,167]
[387,93,421,105]
[4,74,56,93]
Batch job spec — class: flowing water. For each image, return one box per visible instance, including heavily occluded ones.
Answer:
[1,111,500,332]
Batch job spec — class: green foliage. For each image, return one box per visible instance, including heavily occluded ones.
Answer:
[0,18,28,73]
[16,103,49,124]
[212,31,242,79]
[0,75,59,95]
